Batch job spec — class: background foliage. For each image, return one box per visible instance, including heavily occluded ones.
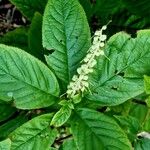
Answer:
[0,0,150,149]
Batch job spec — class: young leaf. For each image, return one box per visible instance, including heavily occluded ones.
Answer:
[28,12,45,62]
[0,139,11,150]
[71,108,132,150]
[0,44,59,109]
[87,30,150,106]
[42,0,91,83]
[9,114,57,150]
[9,0,48,20]
[0,102,16,123]
[51,105,72,127]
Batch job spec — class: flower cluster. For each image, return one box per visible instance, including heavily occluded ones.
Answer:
[66,25,107,99]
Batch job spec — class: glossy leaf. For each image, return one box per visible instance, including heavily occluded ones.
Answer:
[0,44,59,109]
[9,114,57,150]
[42,0,91,83]
[87,30,150,106]
[71,108,132,150]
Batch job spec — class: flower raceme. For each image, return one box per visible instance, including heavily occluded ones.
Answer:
[66,25,107,100]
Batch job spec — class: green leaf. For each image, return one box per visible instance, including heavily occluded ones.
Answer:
[9,0,48,20]
[0,27,28,50]
[71,108,132,150]
[51,105,72,127]
[0,44,59,109]
[129,103,150,131]
[114,115,140,142]
[28,12,45,62]
[0,115,27,140]
[87,30,150,106]
[42,0,91,83]
[9,114,57,150]
[0,139,11,150]
[0,103,16,122]
[135,138,150,150]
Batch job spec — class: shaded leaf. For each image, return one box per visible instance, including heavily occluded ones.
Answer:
[28,12,45,62]
[0,115,27,140]
[9,0,48,20]
[0,27,28,50]
[0,102,16,123]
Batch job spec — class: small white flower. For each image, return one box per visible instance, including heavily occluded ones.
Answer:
[101,35,107,41]
[102,25,107,30]
[83,75,88,80]
[90,59,97,67]
[72,75,78,81]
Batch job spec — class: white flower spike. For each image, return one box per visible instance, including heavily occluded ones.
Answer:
[66,25,108,99]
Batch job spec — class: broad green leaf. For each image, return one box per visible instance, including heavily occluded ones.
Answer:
[0,27,28,50]
[0,102,16,122]
[9,114,57,150]
[135,138,150,150]
[61,139,77,150]
[0,115,27,140]
[42,0,91,83]
[28,12,45,62]
[9,0,48,20]
[114,115,140,142]
[0,139,11,150]
[87,30,150,106]
[51,105,72,127]
[0,44,59,109]
[71,108,131,150]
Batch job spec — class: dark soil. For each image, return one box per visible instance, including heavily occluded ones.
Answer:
[0,0,29,36]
